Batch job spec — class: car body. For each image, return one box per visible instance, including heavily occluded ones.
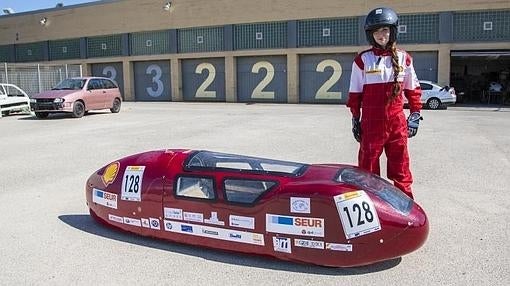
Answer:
[30,77,122,119]
[404,80,457,110]
[86,149,429,267]
[0,83,30,117]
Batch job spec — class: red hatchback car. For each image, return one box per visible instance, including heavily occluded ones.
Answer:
[30,77,122,118]
[86,149,429,267]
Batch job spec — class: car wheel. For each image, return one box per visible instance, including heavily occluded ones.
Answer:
[35,112,49,119]
[72,101,85,118]
[426,98,441,110]
[110,98,121,113]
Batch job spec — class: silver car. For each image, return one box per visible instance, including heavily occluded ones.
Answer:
[418,80,457,110]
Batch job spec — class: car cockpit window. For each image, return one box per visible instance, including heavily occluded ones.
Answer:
[224,179,276,204]
[175,176,215,200]
[185,151,307,176]
[420,83,432,90]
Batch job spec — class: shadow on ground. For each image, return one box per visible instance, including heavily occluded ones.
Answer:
[59,214,401,275]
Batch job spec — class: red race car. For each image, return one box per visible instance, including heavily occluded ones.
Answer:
[86,149,428,267]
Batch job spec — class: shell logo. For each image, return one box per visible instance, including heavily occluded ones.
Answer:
[102,162,120,187]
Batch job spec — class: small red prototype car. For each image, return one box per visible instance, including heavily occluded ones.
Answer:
[86,149,428,267]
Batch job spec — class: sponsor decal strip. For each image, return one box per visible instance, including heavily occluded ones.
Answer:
[163,220,264,246]
[92,188,118,209]
[266,214,324,237]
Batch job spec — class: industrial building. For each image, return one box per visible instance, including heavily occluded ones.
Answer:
[0,0,509,103]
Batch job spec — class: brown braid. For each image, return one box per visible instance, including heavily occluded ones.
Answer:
[388,41,401,103]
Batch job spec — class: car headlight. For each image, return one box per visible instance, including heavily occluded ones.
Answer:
[53,98,64,103]
[30,99,36,103]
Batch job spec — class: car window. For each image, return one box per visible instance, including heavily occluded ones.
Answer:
[224,179,276,204]
[175,176,215,200]
[102,79,117,89]
[88,79,103,90]
[0,85,6,95]
[185,151,307,176]
[420,83,433,90]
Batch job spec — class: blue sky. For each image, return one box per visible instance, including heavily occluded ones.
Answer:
[2,0,96,14]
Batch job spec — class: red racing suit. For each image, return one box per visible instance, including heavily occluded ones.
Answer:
[347,47,422,198]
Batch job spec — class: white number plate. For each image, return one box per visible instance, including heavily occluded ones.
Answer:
[121,166,145,201]
[334,191,381,239]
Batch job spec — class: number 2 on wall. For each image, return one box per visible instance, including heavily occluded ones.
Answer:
[102,66,117,81]
[195,63,216,98]
[251,61,275,99]
[315,59,342,99]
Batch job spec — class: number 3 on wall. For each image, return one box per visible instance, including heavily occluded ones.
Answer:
[251,61,275,99]
[146,64,164,98]
[195,63,216,98]
[315,59,342,100]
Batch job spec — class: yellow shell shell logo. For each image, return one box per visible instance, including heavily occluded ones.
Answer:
[102,162,120,187]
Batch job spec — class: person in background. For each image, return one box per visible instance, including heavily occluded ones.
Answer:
[347,7,422,199]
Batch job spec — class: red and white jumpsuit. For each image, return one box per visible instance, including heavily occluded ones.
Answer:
[347,47,422,198]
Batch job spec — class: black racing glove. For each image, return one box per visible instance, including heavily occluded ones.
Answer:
[407,112,423,138]
[352,117,361,143]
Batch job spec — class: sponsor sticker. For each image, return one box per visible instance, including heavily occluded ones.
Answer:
[290,197,311,213]
[204,212,225,226]
[108,214,123,224]
[163,220,264,246]
[123,217,141,227]
[229,215,255,230]
[294,239,324,249]
[164,207,183,220]
[141,218,150,228]
[102,162,120,187]
[334,190,381,239]
[121,166,146,202]
[183,212,204,223]
[92,188,118,209]
[273,237,291,253]
[266,214,324,237]
[149,218,160,230]
[326,243,353,252]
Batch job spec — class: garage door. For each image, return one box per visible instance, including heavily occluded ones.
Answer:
[236,56,287,103]
[133,61,171,101]
[409,52,438,82]
[182,58,225,102]
[91,63,124,98]
[299,54,355,104]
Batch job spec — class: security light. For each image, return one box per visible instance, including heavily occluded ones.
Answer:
[40,17,48,26]
[163,2,172,11]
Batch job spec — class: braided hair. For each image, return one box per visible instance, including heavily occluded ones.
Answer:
[388,41,402,103]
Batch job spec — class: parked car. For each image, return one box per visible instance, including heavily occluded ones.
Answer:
[404,80,457,109]
[0,83,31,117]
[418,80,457,109]
[30,77,122,119]
[86,149,429,267]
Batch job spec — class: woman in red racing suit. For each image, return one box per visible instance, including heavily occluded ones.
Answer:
[347,7,423,199]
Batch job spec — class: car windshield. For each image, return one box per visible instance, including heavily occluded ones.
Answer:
[52,79,86,90]
[185,151,307,176]
[335,167,413,215]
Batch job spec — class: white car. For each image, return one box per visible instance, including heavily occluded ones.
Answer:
[0,83,31,117]
[417,80,457,110]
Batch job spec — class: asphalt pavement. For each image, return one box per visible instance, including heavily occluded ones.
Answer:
[0,102,509,285]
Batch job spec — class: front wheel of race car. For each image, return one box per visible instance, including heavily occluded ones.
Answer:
[110,98,121,113]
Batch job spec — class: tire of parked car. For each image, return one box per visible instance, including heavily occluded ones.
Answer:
[110,98,121,113]
[426,98,442,110]
[35,112,49,119]
[72,101,85,118]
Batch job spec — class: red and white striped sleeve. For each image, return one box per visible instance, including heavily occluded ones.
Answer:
[403,52,422,113]
[347,55,364,118]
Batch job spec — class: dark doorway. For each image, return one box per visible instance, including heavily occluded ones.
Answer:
[450,51,510,104]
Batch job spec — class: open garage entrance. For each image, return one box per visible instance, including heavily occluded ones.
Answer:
[450,51,510,104]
